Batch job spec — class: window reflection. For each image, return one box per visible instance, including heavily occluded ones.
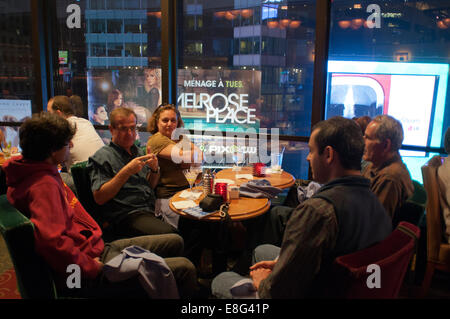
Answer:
[178,0,316,138]
[0,0,35,141]
[53,0,162,126]
[177,0,315,179]
[327,0,450,183]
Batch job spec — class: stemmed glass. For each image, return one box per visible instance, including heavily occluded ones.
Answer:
[183,168,198,192]
[2,141,12,159]
[193,167,203,188]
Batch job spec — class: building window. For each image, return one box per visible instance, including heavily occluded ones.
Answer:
[90,0,105,9]
[107,43,123,57]
[125,43,141,57]
[107,0,123,10]
[124,19,142,33]
[91,43,106,56]
[107,20,123,33]
[90,19,106,33]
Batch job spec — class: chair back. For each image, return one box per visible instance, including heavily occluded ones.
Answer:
[328,221,420,298]
[421,156,444,261]
[70,161,103,225]
[0,194,57,299]
[392,180,427,228]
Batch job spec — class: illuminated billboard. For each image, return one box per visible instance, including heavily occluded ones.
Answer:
[326,60,449,182]
[177,69,262,132]
[326,61,448,148]
[87,68,162,127]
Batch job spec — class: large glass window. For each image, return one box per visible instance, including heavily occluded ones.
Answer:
[0,0,35,149]
[53,0,162,127]
[177,0,316,179]
[326,0,450,182]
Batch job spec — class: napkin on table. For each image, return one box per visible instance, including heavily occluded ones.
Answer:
[265,168,283,174]
[179,190,202,200]
[234,174,254,180]
[171,200,198,210]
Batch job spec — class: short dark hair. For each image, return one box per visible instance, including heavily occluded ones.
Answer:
[20,112,76,161]
[312,116,364,170]
[69,94,84,117]
[52,95,74,116]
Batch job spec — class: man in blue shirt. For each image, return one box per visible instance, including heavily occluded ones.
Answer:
[88,107,176,239]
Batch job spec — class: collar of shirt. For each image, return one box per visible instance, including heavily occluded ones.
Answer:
[109,141,140,159]
[369,152,402,176]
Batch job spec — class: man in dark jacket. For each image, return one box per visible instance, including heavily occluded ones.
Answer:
[212,116,392,298]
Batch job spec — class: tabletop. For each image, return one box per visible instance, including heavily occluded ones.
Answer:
[215,166,295,189]
[169,187,270,222]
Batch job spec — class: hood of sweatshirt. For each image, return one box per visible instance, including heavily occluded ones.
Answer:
[3,155,62,212]
[4,155,59,187]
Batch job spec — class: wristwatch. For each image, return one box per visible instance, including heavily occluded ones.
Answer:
[150,166,160,174]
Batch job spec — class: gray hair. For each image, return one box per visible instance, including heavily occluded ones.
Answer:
[372,115,404,152]
[444,126,450,154]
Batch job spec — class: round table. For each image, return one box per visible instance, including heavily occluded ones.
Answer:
[169,187,270,222]
[215,166,295,189]
[169,186,271,274]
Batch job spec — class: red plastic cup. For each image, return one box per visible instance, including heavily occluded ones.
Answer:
[214,182,228,202]
[253,163,266,177]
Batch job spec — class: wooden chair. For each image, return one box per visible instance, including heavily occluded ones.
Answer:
[420,156,450,297]
[0,194,58,299]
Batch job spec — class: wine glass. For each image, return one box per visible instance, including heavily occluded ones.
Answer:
[182,168,198,192]
[3,141,12,159]
[193,167,203,188]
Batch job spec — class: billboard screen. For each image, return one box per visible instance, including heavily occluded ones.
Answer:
[327,72,438,150]
[87,68,162,127]
[177,69,262,132]
[326,60,449,182]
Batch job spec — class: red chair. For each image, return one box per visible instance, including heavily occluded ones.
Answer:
[326,221,420,298]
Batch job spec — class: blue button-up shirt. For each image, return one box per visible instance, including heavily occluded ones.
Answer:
[87,142,156,224]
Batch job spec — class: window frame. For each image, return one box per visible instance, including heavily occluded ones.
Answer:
[2,0,445,165]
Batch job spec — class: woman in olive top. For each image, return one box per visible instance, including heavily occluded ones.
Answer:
[147,104,202,227]
[147,104,207,266]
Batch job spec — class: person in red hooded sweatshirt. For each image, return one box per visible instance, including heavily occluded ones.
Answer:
[3,112,197,298]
